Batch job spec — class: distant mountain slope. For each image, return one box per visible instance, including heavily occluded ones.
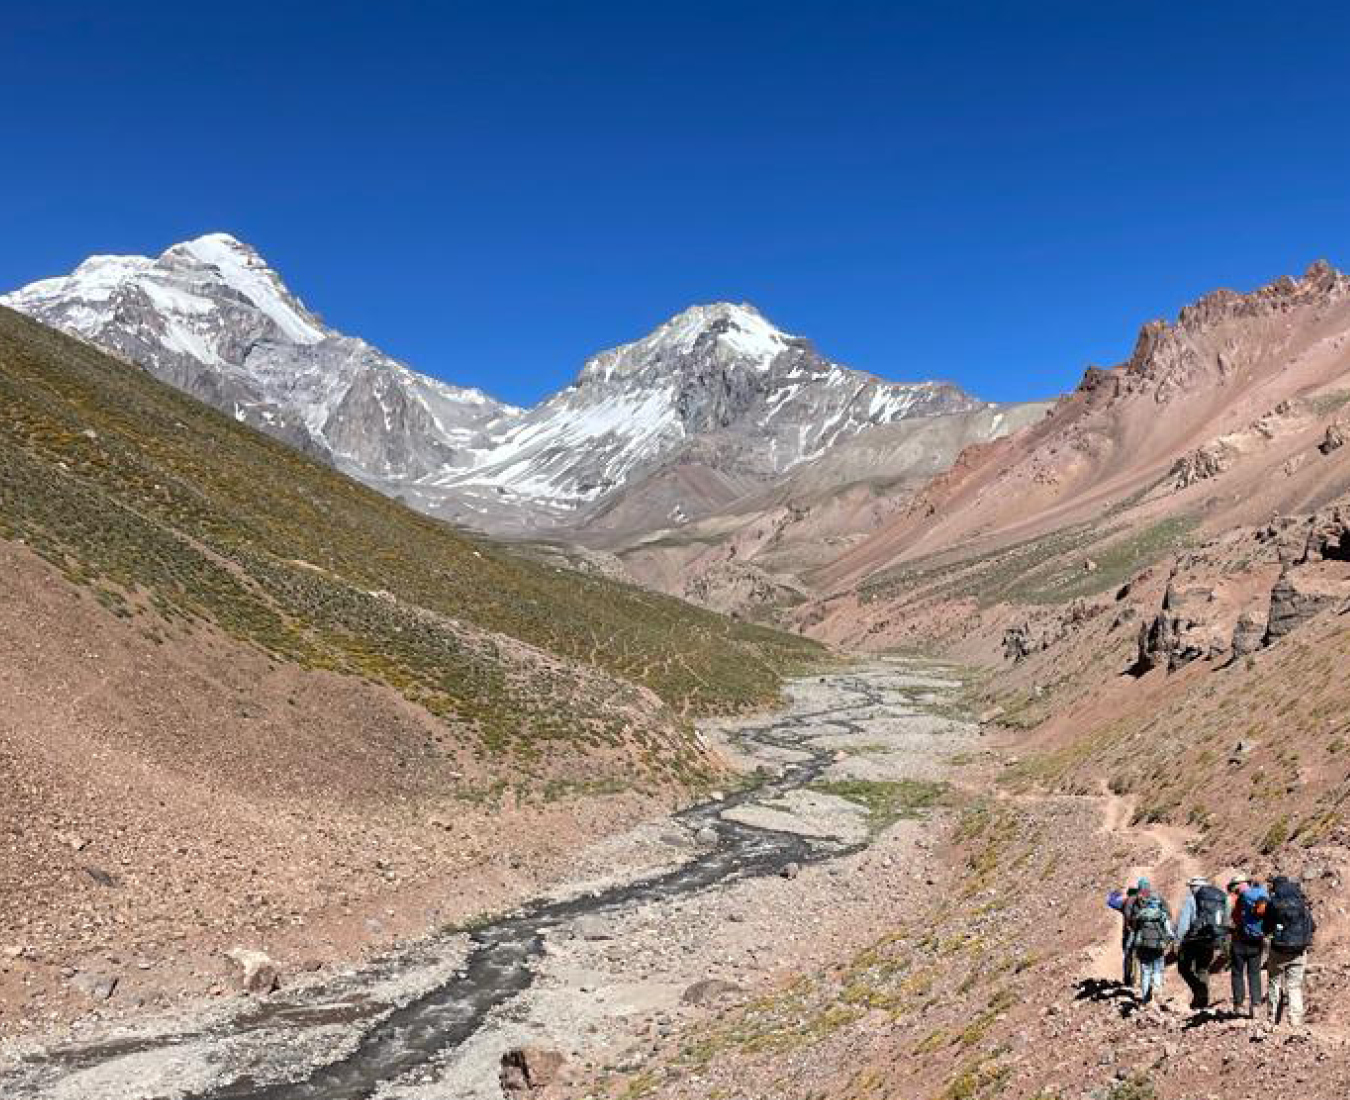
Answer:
[596,401,1052,618]
[419,303,982,532]
[805,261,1350,652]
[4,240,985,536]
[0,305,822,765]
[818,261,1350,594]
[0,233,520,478]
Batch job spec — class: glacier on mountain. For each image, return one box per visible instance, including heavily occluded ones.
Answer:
[3,234,981,534]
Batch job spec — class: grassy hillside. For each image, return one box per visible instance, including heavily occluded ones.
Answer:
[0,307,823,762]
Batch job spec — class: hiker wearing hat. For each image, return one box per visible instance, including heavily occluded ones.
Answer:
[1174,875,1229,1010]
[1125,877,1175,1004]
[1228,873,1267,1018]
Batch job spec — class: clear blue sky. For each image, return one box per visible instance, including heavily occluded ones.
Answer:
[4,2,1349,406]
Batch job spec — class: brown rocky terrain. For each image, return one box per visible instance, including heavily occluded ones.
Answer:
[0,304,824,1044]
[0,537,701,1040]
[9,261,1350,1100]
[557,265,1350,1100]
[589,402,1051,621]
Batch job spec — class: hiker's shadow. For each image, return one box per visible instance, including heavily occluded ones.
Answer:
[1074,978,1142,1017]
[1181,1008,1242,1030]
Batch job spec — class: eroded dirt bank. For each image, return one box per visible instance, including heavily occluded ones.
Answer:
[0,663,977,1099]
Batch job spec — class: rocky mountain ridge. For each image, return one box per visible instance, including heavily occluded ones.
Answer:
[3,236,986,536]
[0,234,519,478]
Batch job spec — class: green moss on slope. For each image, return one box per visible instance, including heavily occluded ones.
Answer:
[0,307,825,764]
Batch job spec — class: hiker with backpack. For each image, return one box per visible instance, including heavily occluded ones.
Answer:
[1174,875,1229,1010]
[1228,873,1267,1018]
[1263,875,1316,1027]
[1107,883,1141,986]
[1126,879,1175,1004]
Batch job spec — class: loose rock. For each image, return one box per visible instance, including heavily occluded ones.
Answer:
[225,948,280,995]
[500,1046,565,1095]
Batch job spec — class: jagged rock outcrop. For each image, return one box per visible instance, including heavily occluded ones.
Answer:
[1075,262,1350,411]
[1230,609,1267,658]
[1133,583,1229,674]
[1301,502,1350,563]
[1003,623,1034,664]
[1263,569,1350,645]
[1168,442,1234,490]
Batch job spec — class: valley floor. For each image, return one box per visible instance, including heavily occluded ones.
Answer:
[8,658,1349,1100]
[0,663,971,1099]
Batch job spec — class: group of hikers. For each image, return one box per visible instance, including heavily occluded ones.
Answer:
[1108,872,1317,1026]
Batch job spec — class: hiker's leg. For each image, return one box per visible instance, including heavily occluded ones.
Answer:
[1142,955,1162,1002]
[1247,946,1264,1012]
[1123,945,1135,986]
[1230,945,1247,1008]
[1178,944,1201,1006]
[1285,953,1306,1027]
[1196,944,1213,1008]
[1266,950,1287,1022]
[1182,943,1212,1007]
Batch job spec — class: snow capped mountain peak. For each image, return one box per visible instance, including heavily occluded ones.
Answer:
[580,301,794,388]
[2,233,519,479]
[431,300,980,528]
[159,231,326,345]
[4,237,984,536]
[659,301,790,357]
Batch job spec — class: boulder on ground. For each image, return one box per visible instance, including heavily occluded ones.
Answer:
[83,866,119,888]
[70,971,118,1001]
[500,1047,565,1095]
[226,948,280,995]
[681,978,744,1005]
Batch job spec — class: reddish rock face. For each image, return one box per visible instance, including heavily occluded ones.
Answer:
[500,1047,566,1095]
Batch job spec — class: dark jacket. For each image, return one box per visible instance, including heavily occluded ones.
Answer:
[1263,876,1316,951]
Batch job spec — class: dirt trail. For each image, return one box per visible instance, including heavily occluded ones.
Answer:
[1085,787,1202,984]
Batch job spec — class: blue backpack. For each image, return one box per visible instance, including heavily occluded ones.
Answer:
[1238,885,1269,941]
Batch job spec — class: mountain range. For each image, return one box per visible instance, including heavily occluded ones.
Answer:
[7,233,1350,1099]
[2,234,1009,536]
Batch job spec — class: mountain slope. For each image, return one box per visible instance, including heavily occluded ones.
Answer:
[590,401,1053,618]
[4,241,987,538]
[0,302,831,1038]
[0,233,520,479]
[0,304,821,749]
[420,302,982,532]
[812,261,1350,615]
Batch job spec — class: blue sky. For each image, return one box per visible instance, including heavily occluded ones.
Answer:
[3,2,1349,406]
